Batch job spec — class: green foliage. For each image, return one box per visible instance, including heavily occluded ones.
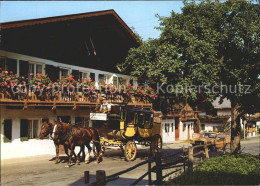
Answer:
[120,0,260,113]
[30,73,53,89]
[120,0,260,153]
[168,154,260,185]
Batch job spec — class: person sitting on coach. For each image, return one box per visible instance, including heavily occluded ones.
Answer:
[99,98,111,113]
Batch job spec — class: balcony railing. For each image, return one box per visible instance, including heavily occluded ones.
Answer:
[0,90,152,109]
[199,115,230,122]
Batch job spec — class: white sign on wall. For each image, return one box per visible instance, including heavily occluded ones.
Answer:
[90,113,107,121]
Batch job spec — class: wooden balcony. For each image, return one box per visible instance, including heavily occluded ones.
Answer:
[199,115,230,123]
[0,91,152,110]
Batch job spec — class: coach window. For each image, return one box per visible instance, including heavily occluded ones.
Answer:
[139,112,145,126]
[4,120,12,143]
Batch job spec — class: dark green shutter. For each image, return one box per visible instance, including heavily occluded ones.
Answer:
[7,58,17,74]
[19,60,29,78]
[72,70,80,80]
[20,119,28,141]
[45,64,60,82]
[0,57,7,71]
[4,120,12,142]
[90,73,95,81]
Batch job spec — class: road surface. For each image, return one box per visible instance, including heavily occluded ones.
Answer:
[1,137,259,186]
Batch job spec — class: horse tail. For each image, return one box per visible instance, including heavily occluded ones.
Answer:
[90,127,101,158]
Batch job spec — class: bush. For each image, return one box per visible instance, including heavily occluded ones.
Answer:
[167,154,260,185]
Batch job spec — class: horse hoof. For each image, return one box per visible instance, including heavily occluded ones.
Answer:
[85,161,90,164]
[65,165,70,168]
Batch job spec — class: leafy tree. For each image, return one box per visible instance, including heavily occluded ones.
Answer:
[120,0,260,154]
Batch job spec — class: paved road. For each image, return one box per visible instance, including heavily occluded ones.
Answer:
[1,137,259,186]
[241,136,260,156]
[1,143,186,186]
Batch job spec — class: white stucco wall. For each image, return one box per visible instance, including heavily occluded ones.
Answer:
[204,123,222,132]
[179,121,194,140]
[217,110,231,116]
[162,119,175,143]
[1,106,91,159]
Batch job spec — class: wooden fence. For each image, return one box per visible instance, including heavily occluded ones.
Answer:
[83,141,227,185]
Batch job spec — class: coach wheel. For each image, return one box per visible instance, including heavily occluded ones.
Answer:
[124,140,137,161]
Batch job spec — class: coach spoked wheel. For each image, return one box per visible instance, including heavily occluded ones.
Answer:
[150,134,162,157]
[124,140,137,161]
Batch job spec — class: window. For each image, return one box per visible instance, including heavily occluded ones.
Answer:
[98,74,107,87]
[0,57,18,74]
[20,119,39,141]
[171,123,174,132]
[75,117,89,127]
[165,123,169,133]
[28,62,43,80]
[28,120,39,139]
[57,116,71,123]
[80,72,89,79]
[113,76,123,88]
[183,124,186,131]
[139,113,145,125]
[127,111,135,124]
[4,120,12,142]
[145,114,150,125]
[60,68,69,78]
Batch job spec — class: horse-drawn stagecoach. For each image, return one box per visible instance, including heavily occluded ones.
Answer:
[90,104,162,161]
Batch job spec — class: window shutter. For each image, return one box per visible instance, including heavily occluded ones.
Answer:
[20,119,29,141]
[72,70,80,80]
[0,57,7,71]
[7,58,17,74]
[19,60,29,78]
[4,120,12,142]
[90,73,95,81]
[45,64,60,82]
[42,118,49,123]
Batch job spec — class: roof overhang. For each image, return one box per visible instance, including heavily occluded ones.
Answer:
[0,9,140,73]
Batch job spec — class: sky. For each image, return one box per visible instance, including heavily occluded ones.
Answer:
[0,1,184,41]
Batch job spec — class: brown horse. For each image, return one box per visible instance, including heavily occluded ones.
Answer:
[39,121,85,164]
[53,121,101,167]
